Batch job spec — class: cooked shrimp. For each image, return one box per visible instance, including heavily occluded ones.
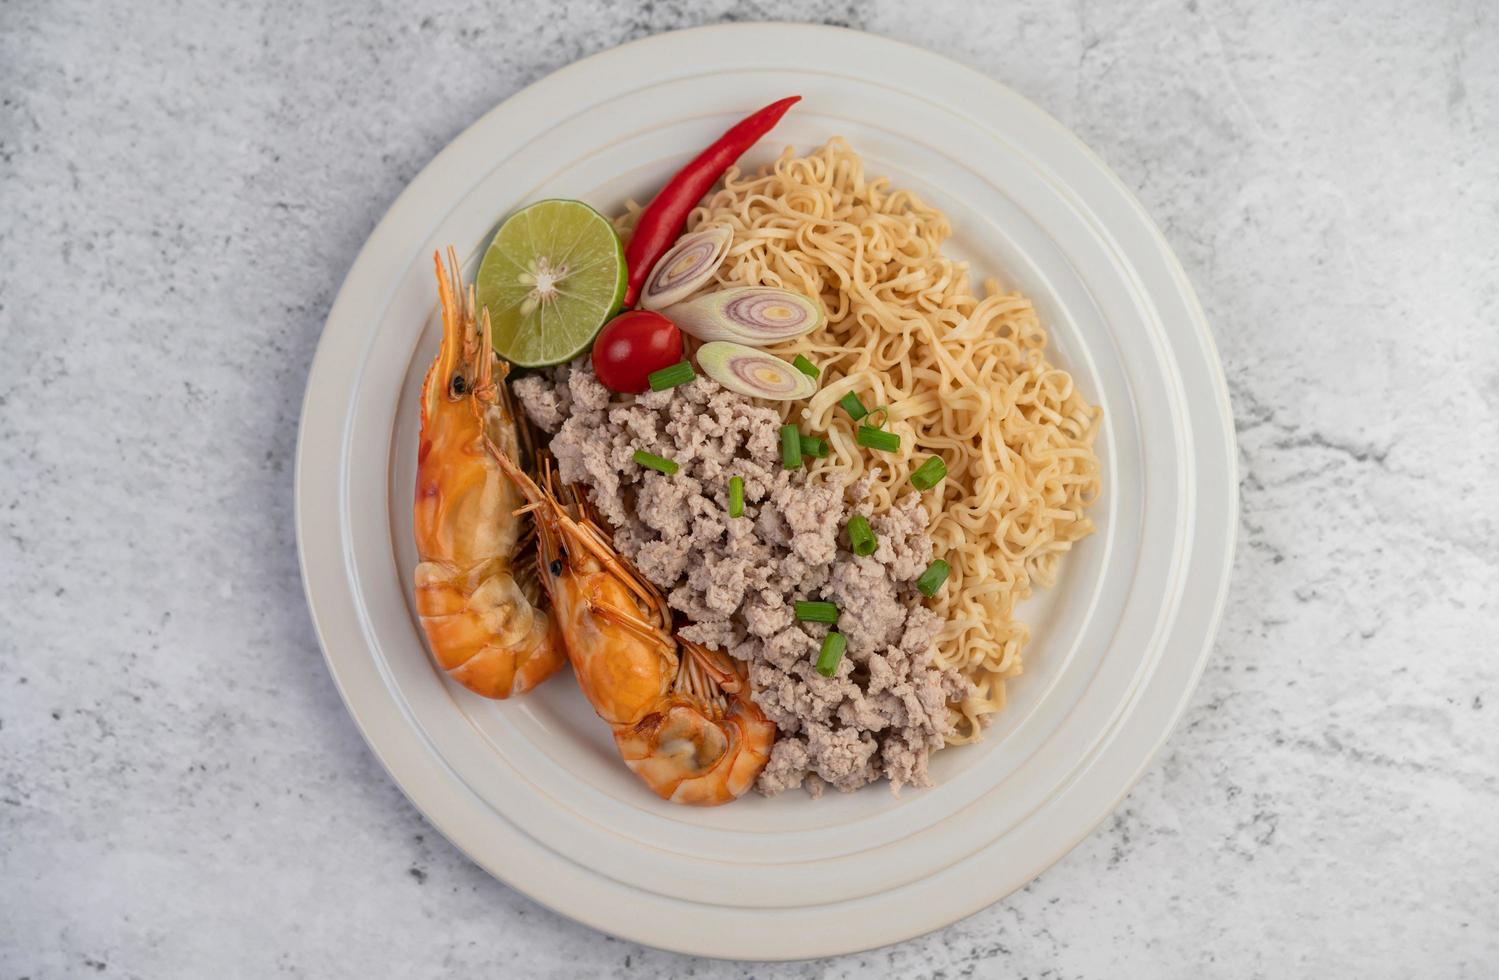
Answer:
[413,248,566,699]
[614,639,775,805]
[490,452,774,806]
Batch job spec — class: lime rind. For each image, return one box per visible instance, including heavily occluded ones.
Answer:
[475,199,626,367]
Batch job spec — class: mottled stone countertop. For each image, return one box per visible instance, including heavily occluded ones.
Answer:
[2,1,1496,977]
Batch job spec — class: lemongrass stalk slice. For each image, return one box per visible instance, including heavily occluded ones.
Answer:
[664,286,824,345]
[638,225,733,310]
[696,341,816,401]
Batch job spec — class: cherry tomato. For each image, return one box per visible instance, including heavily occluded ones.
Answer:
[591,310,683,393]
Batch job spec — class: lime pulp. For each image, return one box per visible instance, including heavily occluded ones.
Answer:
[475,199,626,367]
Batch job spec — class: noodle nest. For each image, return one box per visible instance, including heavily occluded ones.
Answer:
[679,139,1103,741]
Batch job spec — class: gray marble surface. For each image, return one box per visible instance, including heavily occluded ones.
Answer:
[3,0,1497,977]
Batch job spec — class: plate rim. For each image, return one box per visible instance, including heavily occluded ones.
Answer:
[295,21,1237,959]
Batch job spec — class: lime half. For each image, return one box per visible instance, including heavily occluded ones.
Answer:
[476,199,626,367]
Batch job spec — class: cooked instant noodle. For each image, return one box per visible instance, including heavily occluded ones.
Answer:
[670,139,1103,740]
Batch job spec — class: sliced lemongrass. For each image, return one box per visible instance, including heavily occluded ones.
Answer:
[697,341,816,401]
[664,286,824,345]
[638,225,733,310]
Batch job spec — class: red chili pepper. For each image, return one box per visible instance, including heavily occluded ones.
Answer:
[622,95,800,307]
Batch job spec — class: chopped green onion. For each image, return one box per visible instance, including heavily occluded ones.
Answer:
[815,631,847,677]
[633,450,679,476]
[780,424,803,469]
[728,475,745,518]
[838,392,868,420]
[910,455,948,490]
[846,514,877,557]
[865,406,890,430]
[793,600,840,623]
[799,433,829,458]
[917,559,950,597]
[792,354,819,379]
[647,359,696,391]
[856,425,901,453]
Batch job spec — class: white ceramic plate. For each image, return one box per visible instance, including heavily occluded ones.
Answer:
[295,23,1236,959]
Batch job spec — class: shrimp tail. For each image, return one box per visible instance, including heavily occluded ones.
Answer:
[612,694,774,806]
[611,640,774,805]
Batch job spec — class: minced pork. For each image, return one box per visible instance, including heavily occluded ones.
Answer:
[512,360,970,795]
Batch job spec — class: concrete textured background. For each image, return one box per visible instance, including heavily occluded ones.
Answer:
[2,0,1496,977]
